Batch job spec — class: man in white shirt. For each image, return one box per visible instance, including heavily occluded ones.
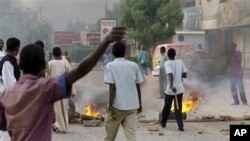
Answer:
[0,37,20,141]
[104,41,143,141]
[0,39,5,60]
[0,37,21,88]
[161,48,187,131]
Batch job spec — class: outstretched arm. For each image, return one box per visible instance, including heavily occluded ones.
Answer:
[65,27,126,88]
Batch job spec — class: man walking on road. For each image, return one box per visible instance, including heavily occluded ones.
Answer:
[104,41,143,141]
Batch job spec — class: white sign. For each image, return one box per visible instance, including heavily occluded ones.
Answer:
[100,19,116,41]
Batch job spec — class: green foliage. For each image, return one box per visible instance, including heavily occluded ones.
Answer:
[114,0,184,47]
[0,2,53,46]
[23,22,53,45]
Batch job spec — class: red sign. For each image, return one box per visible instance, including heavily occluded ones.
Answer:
[54,31,75,44]
[87,32,101,42]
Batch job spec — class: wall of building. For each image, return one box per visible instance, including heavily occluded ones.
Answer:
[173,31,205,49]
[200,0,220,29]
[233,27,250,69]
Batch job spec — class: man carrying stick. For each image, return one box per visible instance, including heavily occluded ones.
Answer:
[160,48,187,131]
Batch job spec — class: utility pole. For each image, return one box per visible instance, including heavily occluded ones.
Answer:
[105,0,107,18]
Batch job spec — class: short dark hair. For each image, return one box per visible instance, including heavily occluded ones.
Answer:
[19,44,45,75]
[6,37,20,52]
[53,47,62,57]
[112,41,126,58]
[167,48,176,58]
[35,40,45,49]
[160,46,166,53]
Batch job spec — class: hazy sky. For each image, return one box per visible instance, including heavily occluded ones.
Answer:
[18,0,119,30]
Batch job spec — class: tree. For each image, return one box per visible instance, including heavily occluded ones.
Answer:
[115,0,184,47]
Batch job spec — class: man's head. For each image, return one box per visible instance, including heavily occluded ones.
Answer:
[0,39,4,50]
[53,47,62,57]
[167,48,176,59]
[112,41,126,58]
[6,37,20,56]
[160,46,166,55]
[19,44,46,75]
[35,40,45,50]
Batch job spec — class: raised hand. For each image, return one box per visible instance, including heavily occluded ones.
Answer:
[105,27,127,43]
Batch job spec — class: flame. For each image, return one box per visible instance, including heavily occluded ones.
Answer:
[171,100,197,112]
[84,102,100,117]
[171,90,202,113]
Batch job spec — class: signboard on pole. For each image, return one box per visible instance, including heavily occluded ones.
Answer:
[100,19,116,41]
[54,31,75,44]
[87,32,101,45]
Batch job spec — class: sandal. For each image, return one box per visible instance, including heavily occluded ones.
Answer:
[53,127,66,134]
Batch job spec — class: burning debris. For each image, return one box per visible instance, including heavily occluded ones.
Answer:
[171,89,203,113]
[69,102,104,126]
[84,102,101,118]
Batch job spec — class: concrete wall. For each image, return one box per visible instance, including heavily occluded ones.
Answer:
[200,0,219,29]
[173,31,205,49]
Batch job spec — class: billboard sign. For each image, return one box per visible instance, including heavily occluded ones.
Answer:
[54,31,75,44]
[100,19,116,41]
[87,32,101,42]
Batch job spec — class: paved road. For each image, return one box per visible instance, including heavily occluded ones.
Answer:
[53,70,250,141]
[53,120,250,141]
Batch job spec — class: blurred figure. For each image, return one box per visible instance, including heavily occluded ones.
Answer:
[103,50,113,67]
[161,48,187,132]
[35,40,45,50]
[64,51,72,64]
[35,40,47,77]
[0,37,21,141]
[227,43,247,105]
[0,37,21,88]
[138,47,148,75]
[49,47,71,134]
[61,50,77,123]
[0,39,5,60]
[104,41,143,141]
[159,46,168,99]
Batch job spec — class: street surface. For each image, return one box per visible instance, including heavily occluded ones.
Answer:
[53,69,250,141]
